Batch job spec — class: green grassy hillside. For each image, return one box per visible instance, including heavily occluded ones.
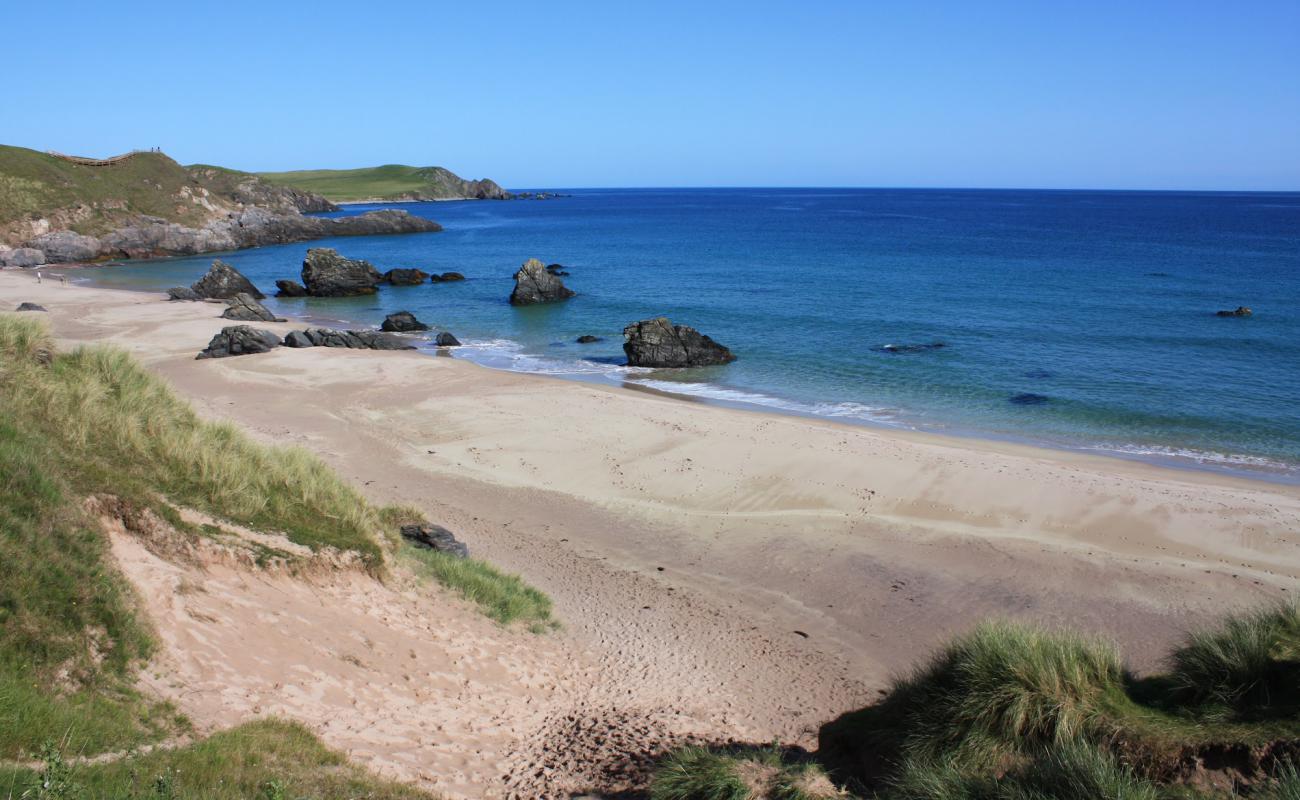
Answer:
[256,164,509,202]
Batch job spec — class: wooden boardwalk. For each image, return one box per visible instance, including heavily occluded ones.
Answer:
[45,149,155,167]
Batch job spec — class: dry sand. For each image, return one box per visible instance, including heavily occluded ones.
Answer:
[4,270,1299,798]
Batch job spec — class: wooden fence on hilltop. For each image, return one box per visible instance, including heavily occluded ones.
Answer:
[45,148,161,167]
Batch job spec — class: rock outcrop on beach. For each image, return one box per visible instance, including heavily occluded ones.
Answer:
[383,268,429,285]
[435,332,461,347]
[380,311,429,332]
[281,327,415,350]
[510,258,575,305]
[192,260,264,300]
[196,325,282,359]
[622,317,736,368]
[222,293,284,322]
[167,286,202,301]
[1216,306,1253,317]
[430,272,465,283]
[300,248,383,297]
[0,145,442,263]
[399,521,469,558]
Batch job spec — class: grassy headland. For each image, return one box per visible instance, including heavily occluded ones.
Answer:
[653,607,1300,799]
[256,164,510,202]
[0,313,551,795]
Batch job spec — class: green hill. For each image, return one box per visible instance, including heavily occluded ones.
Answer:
[256,164,511,202]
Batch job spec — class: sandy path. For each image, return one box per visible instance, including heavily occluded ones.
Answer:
[4,271,1299,797]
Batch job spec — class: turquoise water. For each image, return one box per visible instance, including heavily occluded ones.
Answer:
[85,188,1300,481]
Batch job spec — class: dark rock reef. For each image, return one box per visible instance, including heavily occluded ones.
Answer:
[1216,306,1253,317]
[546,263,571,276]
[222,293,285,322]
[1009,393,1051,405]
[510,258,575,305]
[435,332,461,347]
[192,259,264,300]
[576,335,602,344]
[399,521,469,558]
[281,327,414,350]
[383,268,429,285]
[430,272,465,283]
[274,279,307,297]
[196,326,282,359]
[622,317,736,368]
[874,342,946,354]
[381,311,429,332]
[300,248,383,297]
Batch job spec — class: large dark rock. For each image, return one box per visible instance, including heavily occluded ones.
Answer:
[300,248,383,297]
[435,332,461,347]
[287,327,415,350]
[196,326,282,359]
[576,335,602,344]
[1216,306,1253,317]
[167,286,202,301]
[384,268,430,285]
[429,272,465,283]
[510,258,575,305]
[15,302,47,312]
[191,260,263,300]
[381,311,429,332]
[275,279,307,297]
[27,231,101,263]
[222,293,285,322]
[399,522,469,558]
[622,317,736,368]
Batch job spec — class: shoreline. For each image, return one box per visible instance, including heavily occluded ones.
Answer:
[5,269,1300,795]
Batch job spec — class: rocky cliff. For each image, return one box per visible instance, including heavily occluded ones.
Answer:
[0,146,441,265]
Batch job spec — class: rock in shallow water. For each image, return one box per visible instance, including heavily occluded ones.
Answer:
[1009,392,1051,405]
[383,268,429,285]
[510,258,574,305]
[874,342,946,354]
[429,271,465,283]
[275,279,307,297]
[381,311,429,332]
[301,248,383,297]
[622,317,736,368]
[1215,306,1253,317]
[222,293,285,322]
[576,335,602,344]
[192,259,264,300]
[435,332,461,347]
[399,522,469,558]
[196,326,282,359]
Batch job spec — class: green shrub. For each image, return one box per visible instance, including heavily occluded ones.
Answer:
[885,744,1156,800]
[1167,603,1300,721]
[400,544,557,631]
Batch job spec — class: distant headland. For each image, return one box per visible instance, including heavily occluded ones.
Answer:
[256,164,512,203]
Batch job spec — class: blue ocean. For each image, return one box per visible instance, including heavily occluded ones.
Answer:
[86,189,1300,481]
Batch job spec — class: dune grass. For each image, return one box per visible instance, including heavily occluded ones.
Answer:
[651,746,844,800]
[0,719,437,799]
[398,543,557,632]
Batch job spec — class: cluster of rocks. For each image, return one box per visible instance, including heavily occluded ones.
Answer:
[510,258,575,305]
[1216,306,1253,317]
[399,521,469,558]
[621,317,736,368]
[380,312,459,345]
[429,272,465,283]
[195,326,283,359]
[196,325,416,359]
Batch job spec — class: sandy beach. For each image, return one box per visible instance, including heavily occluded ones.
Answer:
[4,269,1299,798]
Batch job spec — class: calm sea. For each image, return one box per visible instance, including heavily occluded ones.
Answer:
[85,188,1300,481]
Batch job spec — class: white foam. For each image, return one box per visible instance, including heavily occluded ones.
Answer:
[1077,442,1298,475]
[628,379,905,427]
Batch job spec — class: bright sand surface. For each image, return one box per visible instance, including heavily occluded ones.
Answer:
[4,269,1299,797]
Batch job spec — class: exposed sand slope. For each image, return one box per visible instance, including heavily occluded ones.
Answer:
[5,271,1299,798]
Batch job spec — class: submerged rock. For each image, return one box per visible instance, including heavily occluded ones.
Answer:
[381,311,429,332]
[275,279,307,297]
[429,271,465,283]
[167,286,202,301]
[399,522,469,558]
[623,317,736,368]
[222,292,285,322]
[874,342,946,354]
[191,260,264,300]
[1215,306,1253,317]
[284,327,415,350]
[435,332,461,347]
[196,325,282,359]
[576,335,602,344]
[383,268,430,285]
[1009,393,1051,405]
[300,248,383,297]
[510,258,575,305]
[15,302,47,312]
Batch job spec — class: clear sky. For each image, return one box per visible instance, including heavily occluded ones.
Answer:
[7,0,1298,190]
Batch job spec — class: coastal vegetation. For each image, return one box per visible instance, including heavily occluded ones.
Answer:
[256,164,510,202]
[0,313,549,795]
[652,608,1300,799]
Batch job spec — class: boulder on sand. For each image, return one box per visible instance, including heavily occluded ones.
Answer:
[300,248,383,297]
[509,258,575,305]
[191,259,264,299]
[282,327,414,350]
[16,302,47,312]
[399,521,469,558]
[1215,306,1253,317]
[222,292,285,322]
[383,268,429,285]
[275,279,307,297]
[380,311,429,332]
[622,317,736,368]
[435,332,461,347]
[167,286,202,301]
[196,325,282,359]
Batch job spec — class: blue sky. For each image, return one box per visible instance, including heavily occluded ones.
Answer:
[6,1,1298,190]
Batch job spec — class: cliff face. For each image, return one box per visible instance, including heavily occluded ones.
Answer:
[0,146,441,264]
[255,163,513,202]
